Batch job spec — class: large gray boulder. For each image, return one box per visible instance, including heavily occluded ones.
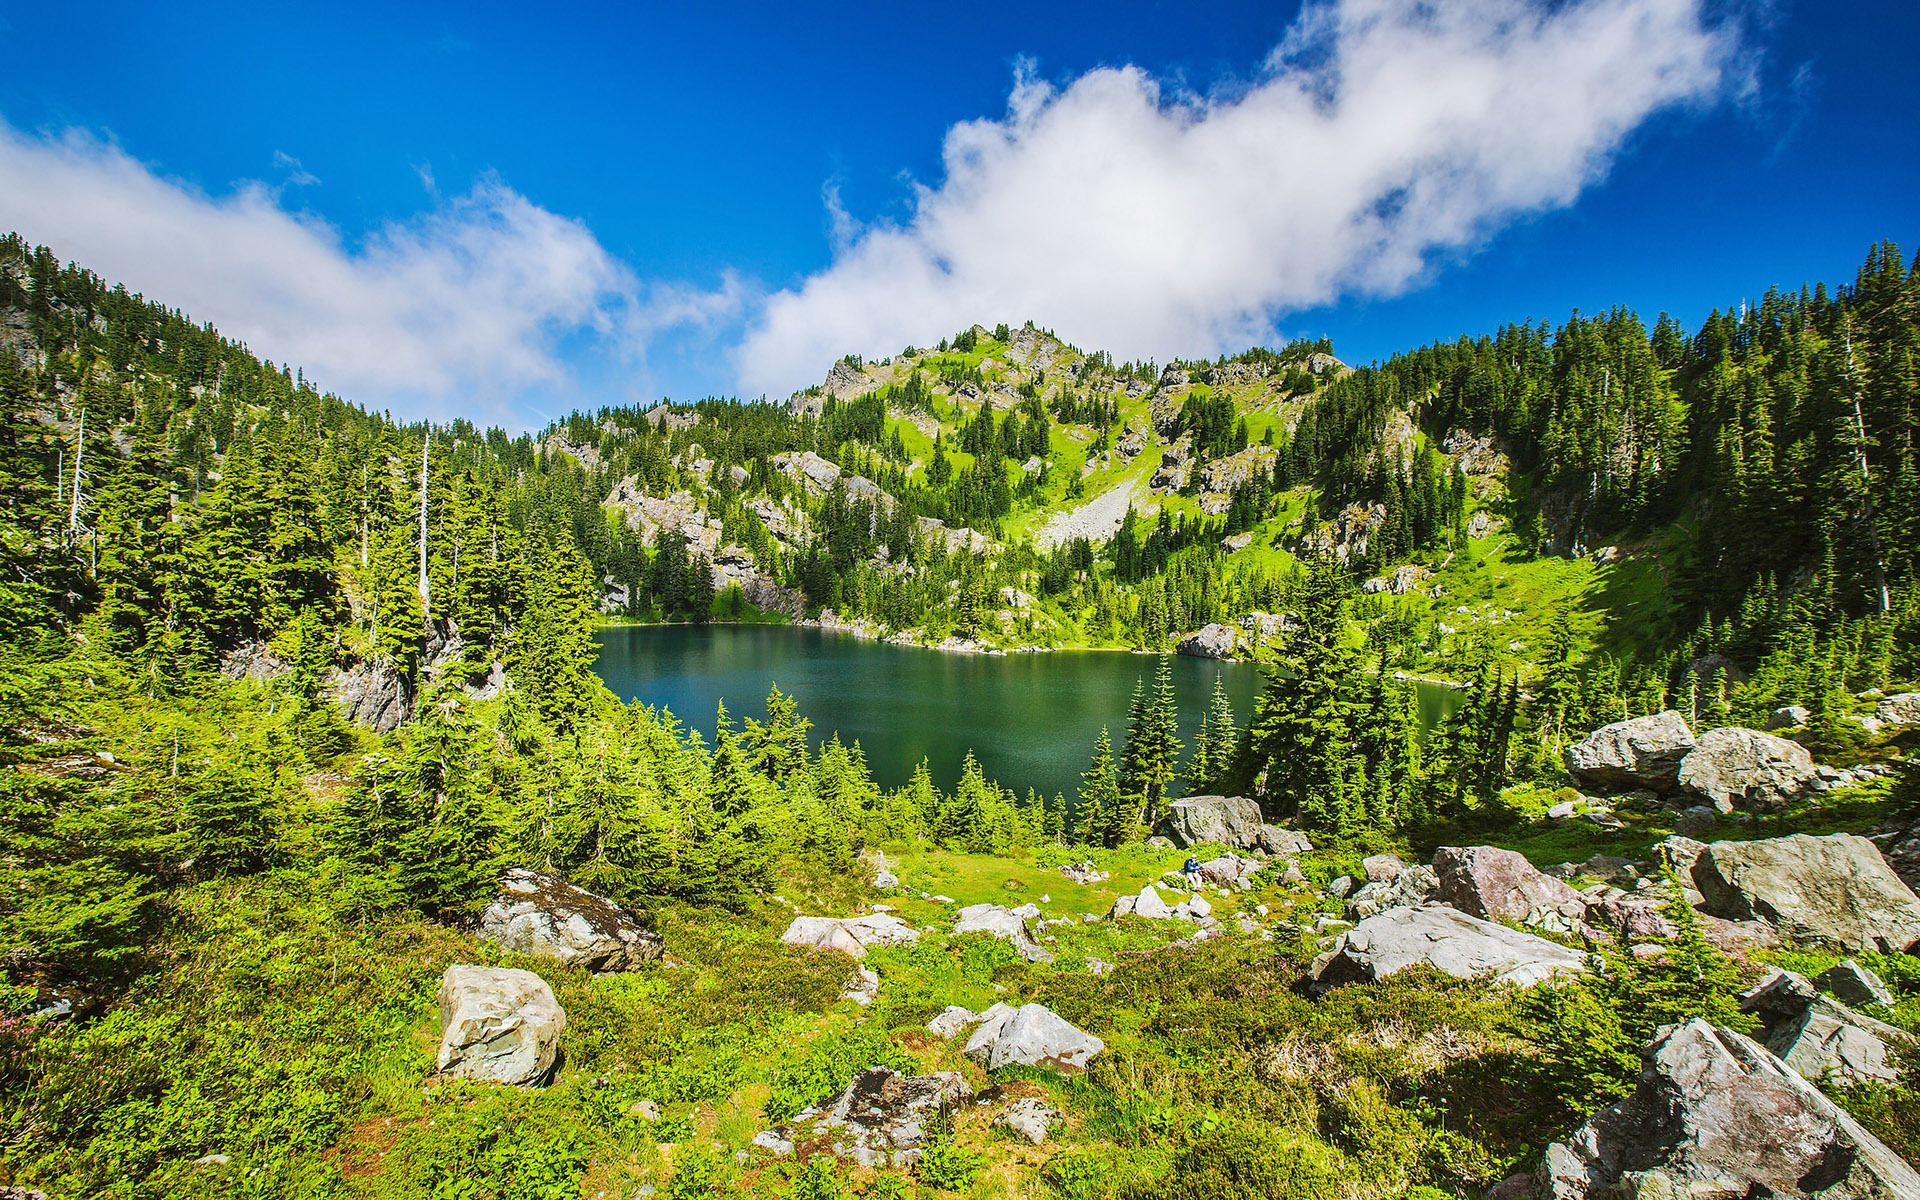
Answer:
[781,913,920,958]
[1537,1019,1920,1198]
[1876,692,1920,727]
[962,1002,1105,1073]
[1565,710,1695,792]
[478,869,663,972]
[1112,883,1175,921]
[1432,845,1589,934]
[1677,726,1818,813]
[1159,795,1266,849]
[953,903,1054,964]
[436,965,567,1086]
[1309,904,1589,991]
[1691,833,1920,954]
[753,1067,972,1168]
[1175,623,1239,660]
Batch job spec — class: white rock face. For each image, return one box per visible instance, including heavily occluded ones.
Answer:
[1310,904,1589,991]
[781,914,920,958]
[963,1003,1105,1073]
[953,903,1054,963]
[478,869,663,972]
[436,965,567,1086]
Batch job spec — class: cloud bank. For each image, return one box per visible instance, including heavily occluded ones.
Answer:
[0,123,649,422]
[735,0,1742,396]
[0,0,1746,422]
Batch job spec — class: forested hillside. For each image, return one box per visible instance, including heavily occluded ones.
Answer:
[5,232,1920,1200]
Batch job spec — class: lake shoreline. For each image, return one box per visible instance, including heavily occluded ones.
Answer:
[590,624,1466,798]
[593,616,1471,688]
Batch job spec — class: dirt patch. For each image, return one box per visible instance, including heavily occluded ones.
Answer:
[325,1114,419,1182]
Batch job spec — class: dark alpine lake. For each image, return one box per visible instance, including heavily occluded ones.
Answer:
[592,625,1464,798]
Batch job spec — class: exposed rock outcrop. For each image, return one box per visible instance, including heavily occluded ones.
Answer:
[219,641,289,683]
[436,965,567,1087]
[1175,623,1239,659]
[996,1097,1060,1145]
[754,1067,971,1168]
[1344,865,1439,920]
[1537,1019,1920,1198]
[477,869,663,971]
[1690,833,1920,953]
[1565,711,1695,792]
[326,657,410,732]
[1876,692,1920,727]
[1159,795,1266,849]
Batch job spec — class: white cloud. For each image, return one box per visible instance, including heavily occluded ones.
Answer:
[0,122,648,424]
[734,0,1744,396]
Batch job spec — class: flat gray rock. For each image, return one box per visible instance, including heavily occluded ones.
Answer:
[781,913,920,958]
[1310,904,1589,991]
[996,1097,1060,1144]
[760,1067,971,1169]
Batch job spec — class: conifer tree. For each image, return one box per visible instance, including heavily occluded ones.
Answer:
[1078,727,1119,847]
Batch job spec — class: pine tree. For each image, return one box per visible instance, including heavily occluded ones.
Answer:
[1078,727,1119,846]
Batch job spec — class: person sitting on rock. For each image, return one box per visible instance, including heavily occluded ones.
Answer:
[1182,855,1202,889]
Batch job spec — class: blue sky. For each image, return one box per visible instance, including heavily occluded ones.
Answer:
[0,1,1914,429]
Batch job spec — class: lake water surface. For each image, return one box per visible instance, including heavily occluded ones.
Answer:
[591,625,1459,799]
